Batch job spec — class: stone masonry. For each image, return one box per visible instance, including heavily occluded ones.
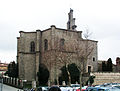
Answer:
[17,9,98,83]
[92,72,120,85]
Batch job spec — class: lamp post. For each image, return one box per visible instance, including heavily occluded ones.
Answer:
[0,78,3,91]
[0,72,3,91]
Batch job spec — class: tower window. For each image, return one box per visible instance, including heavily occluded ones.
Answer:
[30,41,35,52]
[44,39,48,51]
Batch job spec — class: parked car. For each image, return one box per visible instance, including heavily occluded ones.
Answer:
[76,86,88,91]
[76,88,86,91]
[113,85,120,89]
[85,87,110,91]
[37,86,49,91]
[97,83,120,87]
[107,87,120,91]
[60,86,73,91]
[71,84,80,91]
[48,86,61,91]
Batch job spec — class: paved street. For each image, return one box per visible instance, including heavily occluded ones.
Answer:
[0,83,23,91]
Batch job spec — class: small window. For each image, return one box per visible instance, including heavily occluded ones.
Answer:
[30,41,35,52]
[93,57,95,61]
[88,66,91,73]
[44,39,48,51]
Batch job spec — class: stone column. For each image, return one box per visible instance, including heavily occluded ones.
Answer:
[32,79,36,89]
[35,30,42,81]
[18,31,25,80]
[51,25,56,49]
[16,78,18,86]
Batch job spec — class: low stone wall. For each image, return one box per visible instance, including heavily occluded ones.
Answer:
[92,72,120,85]
[2,77,23,89]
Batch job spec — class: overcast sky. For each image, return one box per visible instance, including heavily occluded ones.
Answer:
[0,0,120,64]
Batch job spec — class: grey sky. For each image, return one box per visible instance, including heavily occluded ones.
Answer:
[0,0,120,64]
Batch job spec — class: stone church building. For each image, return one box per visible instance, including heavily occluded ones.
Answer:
[17,9,98,84]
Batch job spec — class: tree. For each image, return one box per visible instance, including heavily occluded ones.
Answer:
[5,61,18,78]
[57,29,95,88]
[42,38,61,85]
[86,76,95,86]
[43,36,75,86]
[102,58,113,72]
[59,66,69,84]
[37,63,49,86]
[42,50,53,85]
[75,29,96,90]
[53,37,74,86]
[107,58,113,72]
[57,51,74,86]
[42,28,96,87]
[60,63,80,85]
[69,63,80,83]
[102,61,107,72]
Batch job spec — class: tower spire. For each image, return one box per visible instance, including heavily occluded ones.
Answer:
[67,9,77,31]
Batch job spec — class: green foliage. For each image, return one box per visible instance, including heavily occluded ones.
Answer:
[59,66,69,84]
[59,63,80,84]
[5,61,18,78]
[107,58,113,72]
[69,63,80,83]
[102,58,113,72]
[102,61,107,72]
[37,64,49,86]
[86,76,95,85]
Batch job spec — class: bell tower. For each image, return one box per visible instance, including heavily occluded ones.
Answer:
[67,9,77,31]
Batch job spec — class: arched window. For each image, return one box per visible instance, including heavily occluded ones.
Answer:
[93,57,95,61]
[30,41,35,52]
[44,39,48,51]
[60,38,65,50]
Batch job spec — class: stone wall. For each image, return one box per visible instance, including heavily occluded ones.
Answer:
[18,31,37,81]
[17,26,98,84]
[92,72,120,85]
[3,77,23,89]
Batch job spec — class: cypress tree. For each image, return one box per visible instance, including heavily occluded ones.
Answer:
[102,61,106,72]
[107,58,113,72]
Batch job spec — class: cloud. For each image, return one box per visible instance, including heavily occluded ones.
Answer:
[0,0,120,63]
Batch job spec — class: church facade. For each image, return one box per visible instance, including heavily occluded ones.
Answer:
[17,9,98,83]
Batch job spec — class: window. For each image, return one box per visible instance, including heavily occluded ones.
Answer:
[60,38,65,50]
[44,39,48,51]
[88,66,91,73]
[30,41,35,52]
[93,57,95,61]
